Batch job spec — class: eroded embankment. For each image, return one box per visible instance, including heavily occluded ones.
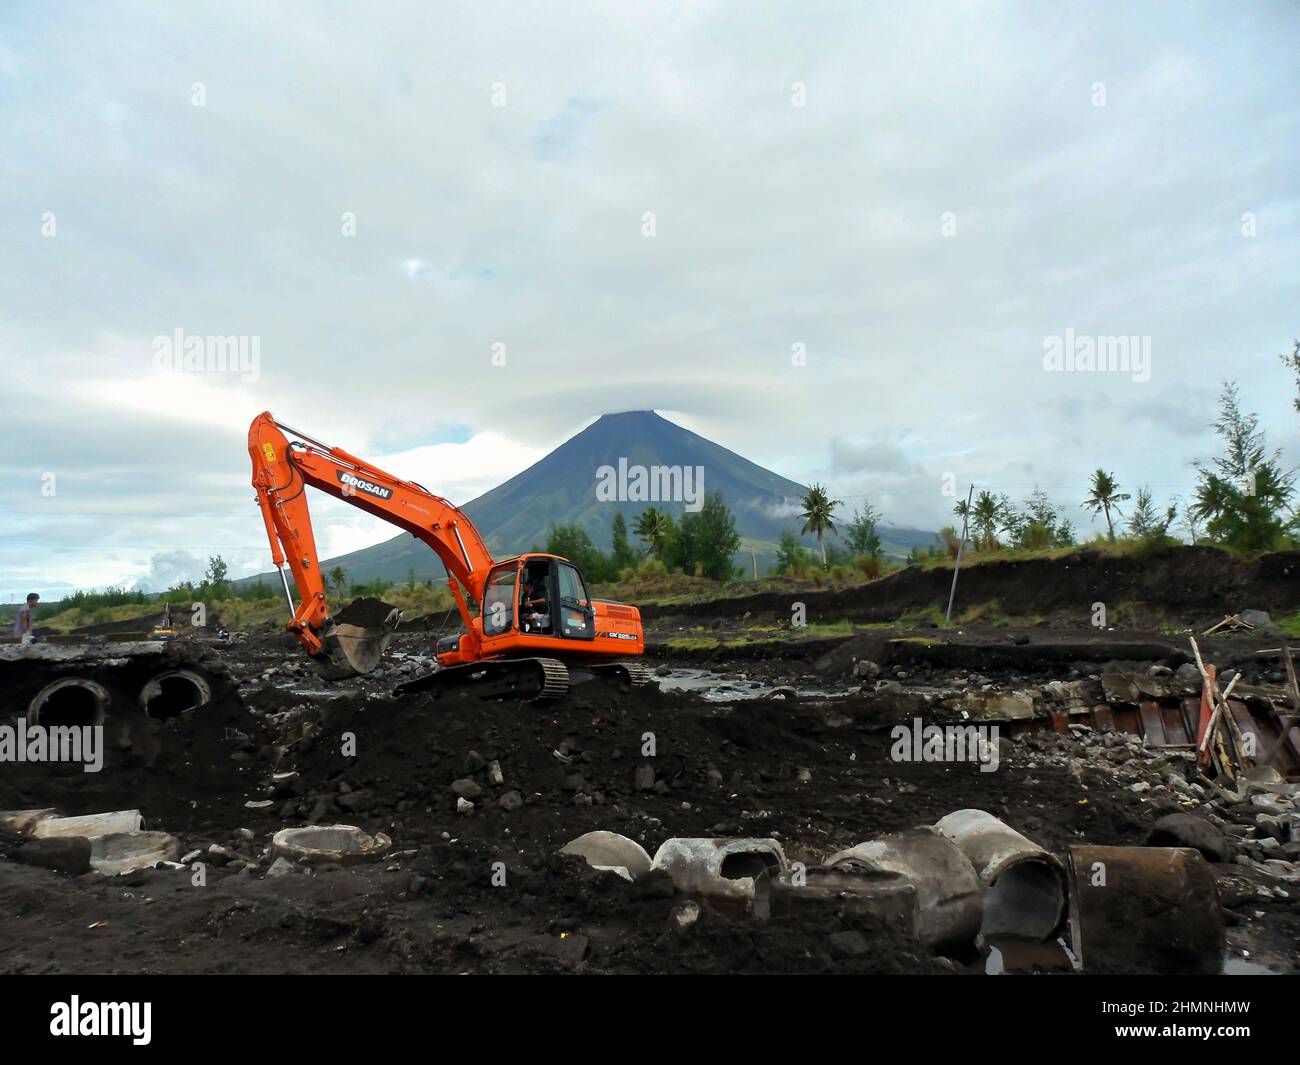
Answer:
[641,547,1300,627]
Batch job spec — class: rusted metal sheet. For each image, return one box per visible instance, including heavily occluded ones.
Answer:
[1091,706,1116,732]
[1138,701,1167,746]
[1161,703,1191,746]
[1112,707,1139,734]
[1067,846,1224,974]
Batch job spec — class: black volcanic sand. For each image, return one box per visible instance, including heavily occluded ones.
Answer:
[1,655,1297,974]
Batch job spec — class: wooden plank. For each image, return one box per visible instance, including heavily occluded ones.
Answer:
[1227,701,1264,764]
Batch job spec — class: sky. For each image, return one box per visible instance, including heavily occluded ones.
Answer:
[1,0,1298,601]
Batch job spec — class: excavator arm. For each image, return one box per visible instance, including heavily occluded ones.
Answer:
[248,411,494,676]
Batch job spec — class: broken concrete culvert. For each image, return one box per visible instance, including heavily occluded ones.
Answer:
[2,641,228,724]
[26,677,110,727]
[269,825,392,866]
[827,828,983,951]
[934,809,1066,941]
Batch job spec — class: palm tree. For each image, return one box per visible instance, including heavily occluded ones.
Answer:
[800,483,842,565]
[971,490,1003,550]
[328,566,347,594]
[1083,469,1130,540]
[634,507,673,560]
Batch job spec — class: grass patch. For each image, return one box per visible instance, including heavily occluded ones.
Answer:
[1274,611,1300,638]
[665,636,721,651]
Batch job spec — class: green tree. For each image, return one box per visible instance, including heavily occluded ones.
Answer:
[799,483,842,565]
[1191,381,1294,552]
[1012,487,1074,550]
[546,523,614,582]
[204,555,229,597]
[845,503,882,558]
[692,491,742,580]
[1083,469,1130,540]
[774,529,808,574]
[1279,338,1300,415]
[971,490,1009,550]
[328,566,347,594]
[633,507,675,560]
[610,512,636,571]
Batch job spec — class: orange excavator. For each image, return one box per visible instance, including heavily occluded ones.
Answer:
[248,411,647,701]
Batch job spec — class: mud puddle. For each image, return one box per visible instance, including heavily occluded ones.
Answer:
[654,667,846,701]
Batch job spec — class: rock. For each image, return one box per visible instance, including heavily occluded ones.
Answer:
[634,765,655,791]
[451,778,483,801]
[487,761,504,786]
[336,791,374,813]
[1145,813,1233,864]
[206,844,234,866]
[463,750,486,773]
[498,790,524,812]
[670,899,701,932]
[16,836,92,876]
[456,797,474,815]
[828,930,871,959]
[267,857,295,878]
[854,659,881,680]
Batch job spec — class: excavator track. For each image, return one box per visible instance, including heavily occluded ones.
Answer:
[394,657,570,703]
[588,660,655,689]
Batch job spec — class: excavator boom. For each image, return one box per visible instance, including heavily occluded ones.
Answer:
[249,412,492,676]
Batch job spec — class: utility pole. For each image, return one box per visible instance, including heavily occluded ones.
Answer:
[946,484,974,623]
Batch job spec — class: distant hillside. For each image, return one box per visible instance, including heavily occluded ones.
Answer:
[239,411,937,586]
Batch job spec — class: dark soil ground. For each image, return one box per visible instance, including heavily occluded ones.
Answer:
[2,555,1298,975]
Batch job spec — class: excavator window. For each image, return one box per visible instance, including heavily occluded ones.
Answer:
[557,562,594,639]
[482,565,517,637]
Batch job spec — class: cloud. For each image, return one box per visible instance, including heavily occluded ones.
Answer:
[1,1,1297,593]
[830,437,925,476]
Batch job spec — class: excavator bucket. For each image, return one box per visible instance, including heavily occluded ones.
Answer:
[311,597,404,680]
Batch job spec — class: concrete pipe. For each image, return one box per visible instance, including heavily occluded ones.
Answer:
[651,838,789,919]
[1067,845,1224,974]
[138,669,212,719]
[26,677,110,727]
[270,825,392,866]
[560,831,653,881]
[827,828,983,952]
[935,809,1066,941]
